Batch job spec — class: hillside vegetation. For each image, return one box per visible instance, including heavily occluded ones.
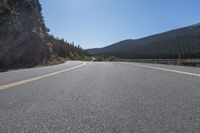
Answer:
[88,24,200,59]
[0,0,89,70]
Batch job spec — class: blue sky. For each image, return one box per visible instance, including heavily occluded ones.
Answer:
[40,0,200,49]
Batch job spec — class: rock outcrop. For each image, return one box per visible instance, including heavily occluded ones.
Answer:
[0,0,50,69]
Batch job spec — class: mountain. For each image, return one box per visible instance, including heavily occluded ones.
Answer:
[0,0,89,70]
[87,23,200,59]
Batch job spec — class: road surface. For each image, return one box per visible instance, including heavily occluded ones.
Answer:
[0,61,200,133]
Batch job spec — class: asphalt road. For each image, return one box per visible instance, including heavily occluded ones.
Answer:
[0,61,200,133]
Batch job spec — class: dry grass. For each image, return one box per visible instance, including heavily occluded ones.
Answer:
[36,56,66,68]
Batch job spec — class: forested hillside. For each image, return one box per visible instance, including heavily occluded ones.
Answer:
[0,0,89,70]
[88,24,200,59]
[47,35,90,61]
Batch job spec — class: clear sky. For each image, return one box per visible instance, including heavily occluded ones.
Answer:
[40,0,200,49]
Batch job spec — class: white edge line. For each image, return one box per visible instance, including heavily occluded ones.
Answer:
[0,62,86,90]
[131,63,200,77]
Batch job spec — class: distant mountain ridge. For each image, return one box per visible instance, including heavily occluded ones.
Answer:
[87,23,200,59]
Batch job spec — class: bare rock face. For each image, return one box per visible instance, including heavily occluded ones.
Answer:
[0,0,50,70]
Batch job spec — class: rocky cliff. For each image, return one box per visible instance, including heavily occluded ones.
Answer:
[0,0,50,70]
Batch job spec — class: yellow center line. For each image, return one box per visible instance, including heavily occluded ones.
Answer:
[0,62,86,90]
